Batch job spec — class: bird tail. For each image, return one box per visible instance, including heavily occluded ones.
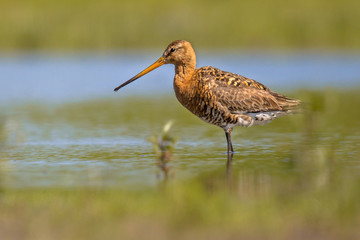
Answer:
[270,92,302,112]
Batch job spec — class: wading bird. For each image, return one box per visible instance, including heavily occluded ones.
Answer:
[114,40,300,154]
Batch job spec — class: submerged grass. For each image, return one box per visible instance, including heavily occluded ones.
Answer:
[148,121,177,179]
[0,89,360,239]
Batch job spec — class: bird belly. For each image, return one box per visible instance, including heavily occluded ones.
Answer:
[176,92,229,128]
[198,108,228,128]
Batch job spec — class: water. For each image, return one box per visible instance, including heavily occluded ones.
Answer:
[1,52,359,104]
[0,53,359,188]
[1,117,302,188]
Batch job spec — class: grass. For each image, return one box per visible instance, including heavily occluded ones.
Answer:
[1,0,360,51]
[147,121,177,179]
[0,89,360,239]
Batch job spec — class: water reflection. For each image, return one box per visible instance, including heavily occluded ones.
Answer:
[226,152,233,186]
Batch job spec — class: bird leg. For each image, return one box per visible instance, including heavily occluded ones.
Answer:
[224,128,234,154]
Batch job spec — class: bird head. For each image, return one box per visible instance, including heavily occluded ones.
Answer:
[114,40,195,91]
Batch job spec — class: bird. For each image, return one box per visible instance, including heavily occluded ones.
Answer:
[114,40,301,154]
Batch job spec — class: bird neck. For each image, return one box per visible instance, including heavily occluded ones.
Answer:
[174,61,196,83]
[173,61,196,106]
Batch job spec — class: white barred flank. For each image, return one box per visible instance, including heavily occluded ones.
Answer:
[247,110,292,126]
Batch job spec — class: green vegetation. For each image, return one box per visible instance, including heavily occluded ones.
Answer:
[0,89,359,239]
[1,0,359,51]
[148,121,177,179]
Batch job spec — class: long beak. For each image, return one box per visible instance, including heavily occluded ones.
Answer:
[114,56,166,91]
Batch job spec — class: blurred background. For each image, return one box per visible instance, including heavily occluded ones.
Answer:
[1,0,359,50]
[1,0,360,239]
[1,0,359,104]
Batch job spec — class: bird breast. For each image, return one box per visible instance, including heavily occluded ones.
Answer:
[173,74,239,128]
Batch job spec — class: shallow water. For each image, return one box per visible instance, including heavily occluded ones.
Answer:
[1,93,359,188]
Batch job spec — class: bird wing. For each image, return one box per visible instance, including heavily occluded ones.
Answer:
[196,67,293,113]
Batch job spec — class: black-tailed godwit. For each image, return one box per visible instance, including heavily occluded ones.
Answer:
[114,40,301,154]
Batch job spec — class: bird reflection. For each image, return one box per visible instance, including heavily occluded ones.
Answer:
[226,153,234,187]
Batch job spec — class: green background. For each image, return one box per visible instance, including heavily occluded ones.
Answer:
[1,0,359,51]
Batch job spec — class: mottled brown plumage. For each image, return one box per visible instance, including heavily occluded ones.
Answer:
[114,40,301,154]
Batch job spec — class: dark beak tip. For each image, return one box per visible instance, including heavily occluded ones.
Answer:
[113,85,121,91]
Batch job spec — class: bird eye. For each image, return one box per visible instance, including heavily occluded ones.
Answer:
[170,48,176,53]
